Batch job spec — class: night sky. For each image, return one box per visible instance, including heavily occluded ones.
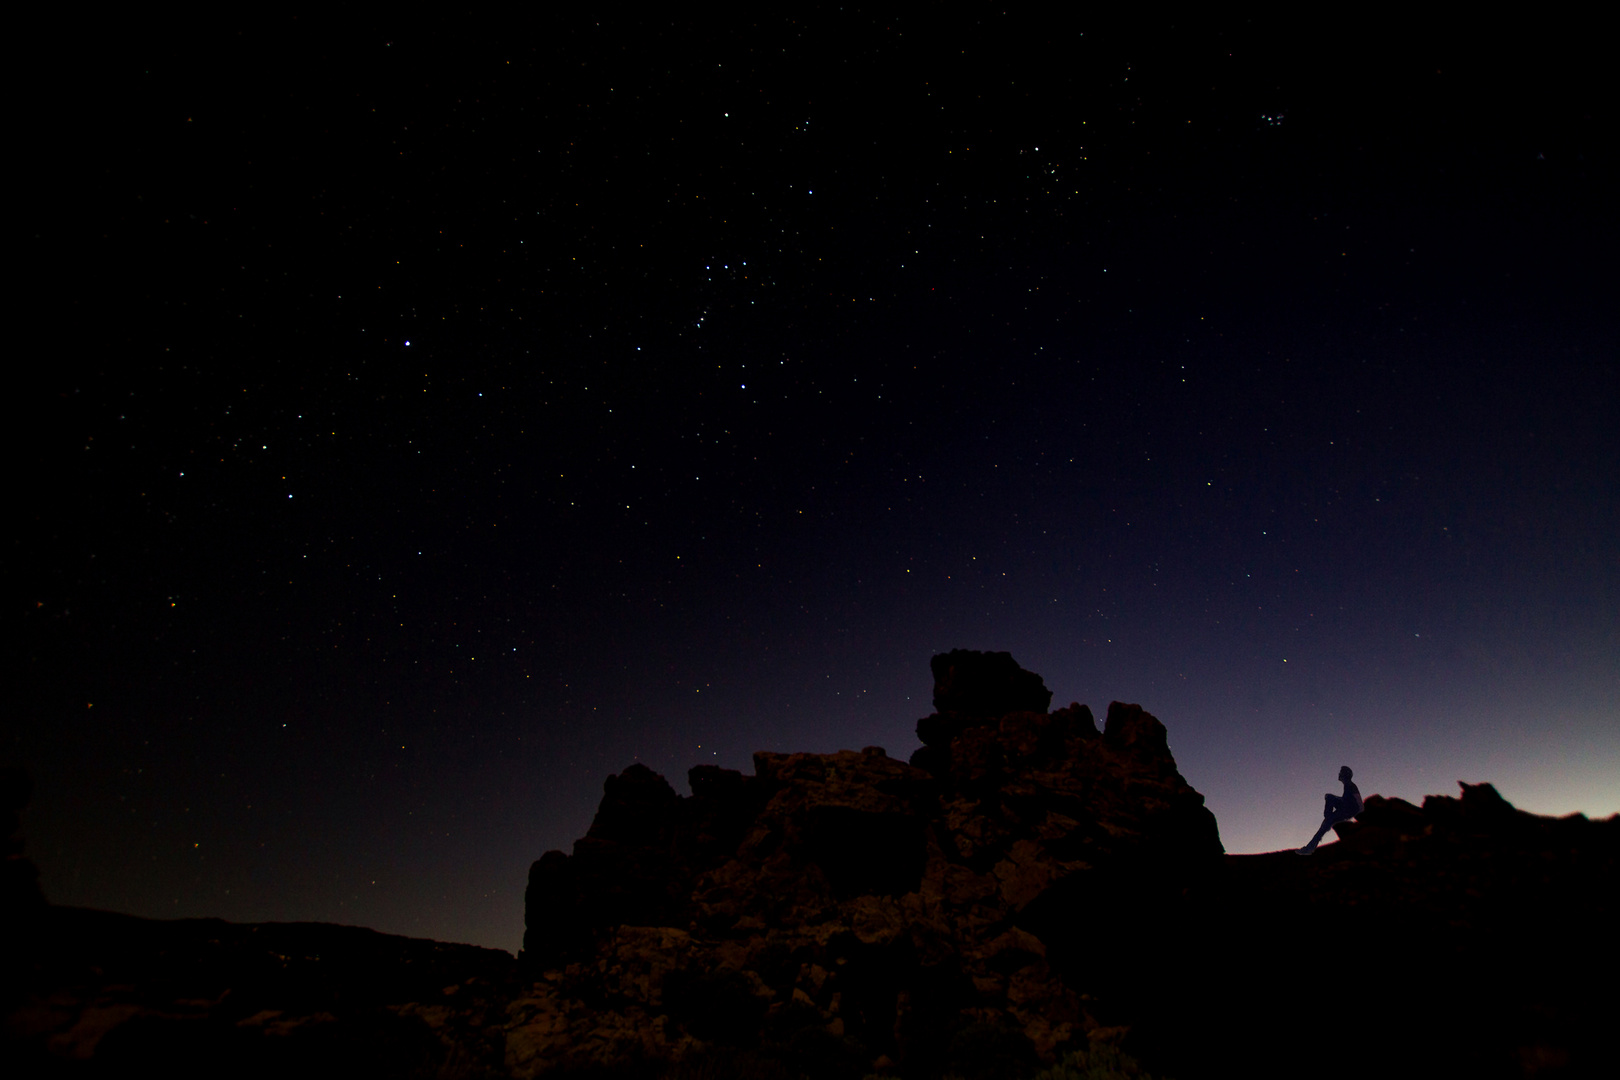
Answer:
[16,13,1616,953]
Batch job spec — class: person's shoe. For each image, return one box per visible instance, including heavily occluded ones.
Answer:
[1295,845,1316,855]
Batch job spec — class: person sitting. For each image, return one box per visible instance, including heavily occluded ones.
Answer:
[1297,765,1362,854]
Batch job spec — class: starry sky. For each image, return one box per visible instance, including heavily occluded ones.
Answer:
[15,12,1616,953]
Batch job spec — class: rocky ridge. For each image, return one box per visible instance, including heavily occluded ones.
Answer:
[4,651,1613,1078]
[509,650,1222,1075]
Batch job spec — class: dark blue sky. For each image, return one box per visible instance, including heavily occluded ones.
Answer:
[15,11,1616,951]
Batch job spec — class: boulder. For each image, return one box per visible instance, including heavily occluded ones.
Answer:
[930,649,1054,719]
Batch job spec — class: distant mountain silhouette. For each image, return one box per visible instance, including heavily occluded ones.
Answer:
[4,653,1613,1078]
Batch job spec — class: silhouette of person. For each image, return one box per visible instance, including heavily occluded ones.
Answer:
[1297,765,1362,854]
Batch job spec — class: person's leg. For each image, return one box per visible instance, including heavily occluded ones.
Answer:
[1301,797,1361,851]
[1300,816,1335,852]
[1301,793,1358,853]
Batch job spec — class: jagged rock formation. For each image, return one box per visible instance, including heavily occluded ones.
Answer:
[509,652,1616,1079]
[512,651,1222,1076]
[4,652,1613,1078]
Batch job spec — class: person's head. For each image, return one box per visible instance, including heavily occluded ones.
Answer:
[1339,765,1353,782]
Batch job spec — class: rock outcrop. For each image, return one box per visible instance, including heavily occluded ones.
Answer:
[512,651,1222,1076]
[4,652,1612,1078]
[508,652,1616,1079]
[1029,778,1619,1080]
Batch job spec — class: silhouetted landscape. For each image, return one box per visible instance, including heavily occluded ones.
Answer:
[5,652,1614,1078]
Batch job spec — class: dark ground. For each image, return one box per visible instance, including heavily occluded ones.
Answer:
[1026,786,1617,1079]
[6,785,1614,1078]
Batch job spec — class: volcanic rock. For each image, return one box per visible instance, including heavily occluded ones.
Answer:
[5,652,1612,1078]
[514,652,1221,1076]
[510,653,1614,1078]
[1026,780,1618,1079]
[911,651,1059,772]
[929,649,1053,720]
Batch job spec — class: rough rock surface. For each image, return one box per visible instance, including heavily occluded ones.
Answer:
[513,652,1222,1076]
[5,652,1613,1078]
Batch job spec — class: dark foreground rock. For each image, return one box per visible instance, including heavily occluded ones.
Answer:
[2,907,518,1078]
[1029,782,1617,1079]
[507,654,1224,1077]
[4,652,1614,1078]
[509,652,1614,1079]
